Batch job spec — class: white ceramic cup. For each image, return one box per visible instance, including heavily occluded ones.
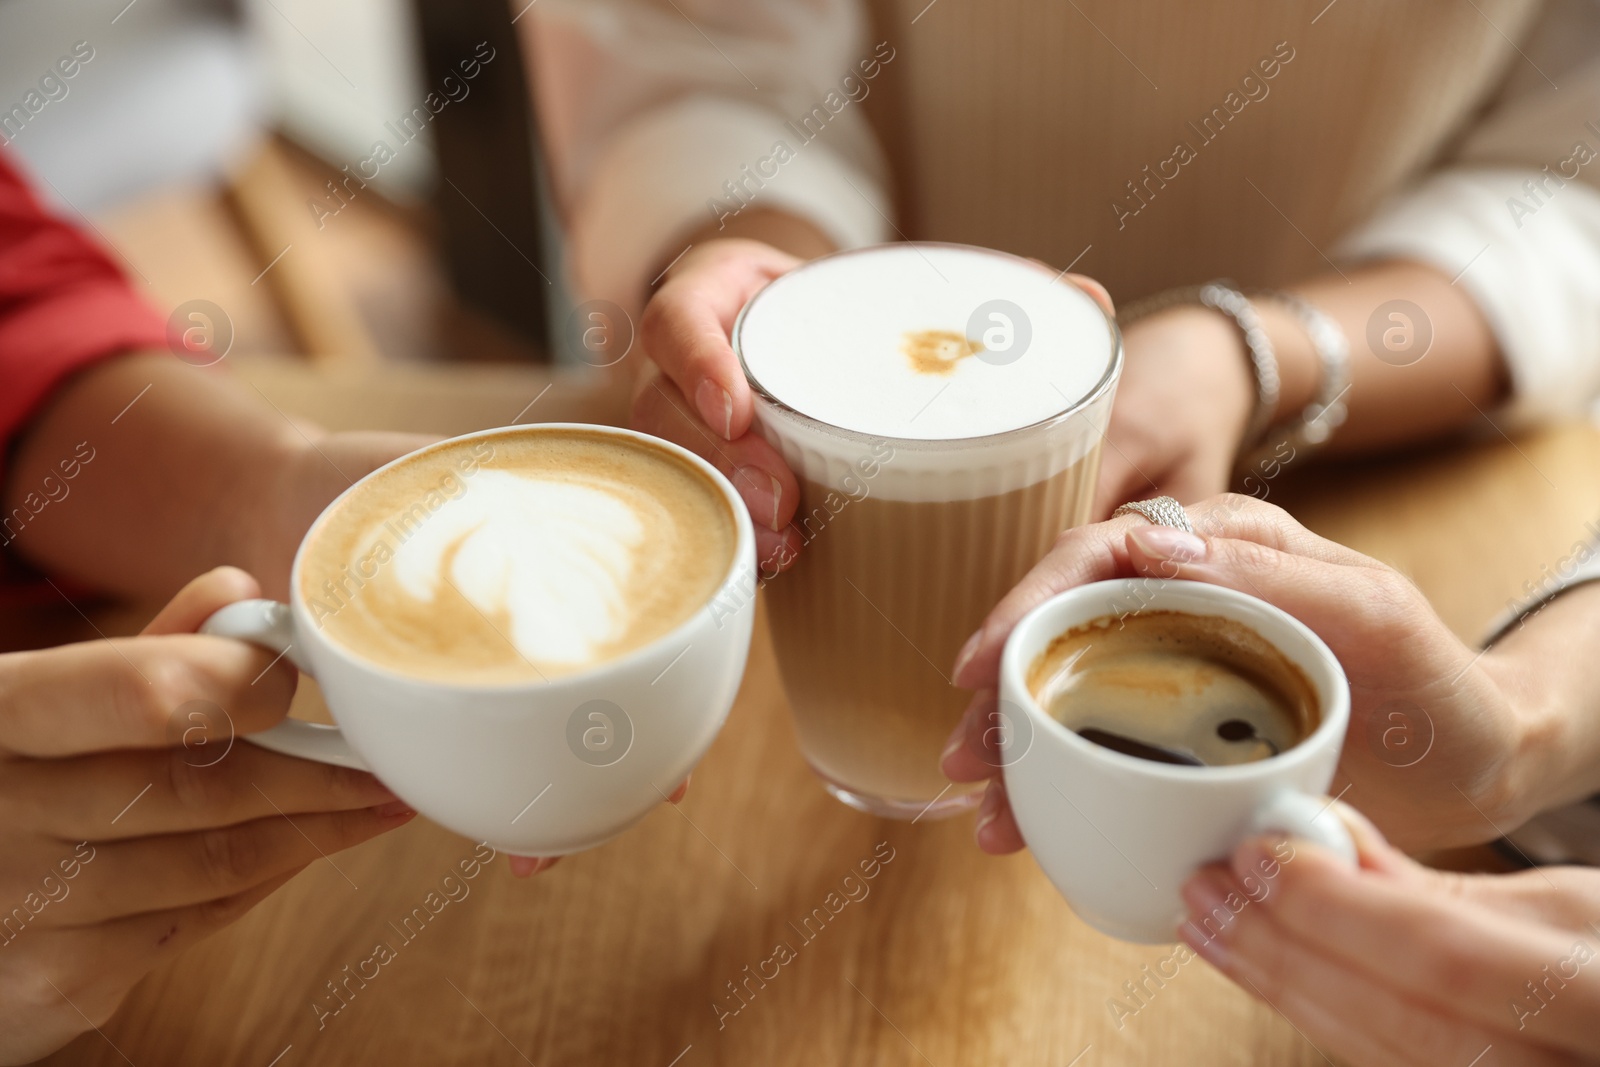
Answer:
[198,424,757,857]
[999,579,1355,944]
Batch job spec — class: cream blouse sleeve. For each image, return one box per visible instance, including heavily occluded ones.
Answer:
[1336,0,1600,427]
[518,0,894,317]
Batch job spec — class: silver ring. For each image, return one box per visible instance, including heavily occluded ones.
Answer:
[1113,496,1195,534]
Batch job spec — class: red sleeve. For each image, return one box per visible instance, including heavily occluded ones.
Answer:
[0,150,166,602]
[0,151,166,462]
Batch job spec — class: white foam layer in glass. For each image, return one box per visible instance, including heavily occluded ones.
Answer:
[737,244,1121,503]
[737,243,1115,440]
[751,386,1116,502]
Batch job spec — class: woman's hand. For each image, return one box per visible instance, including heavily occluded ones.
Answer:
[630,236,1129,571]
[1181,806,1600,1065]
[942,494,1555,855]
[252,435,696,881]
[629,238,809,572]
[0,567,416,1065]
[1091,306,1257,520]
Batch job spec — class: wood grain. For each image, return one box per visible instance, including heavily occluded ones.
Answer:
[37,423,1600,1067]
[225,140,385,368]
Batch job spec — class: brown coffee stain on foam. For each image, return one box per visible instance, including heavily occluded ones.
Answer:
[902,329,982,375]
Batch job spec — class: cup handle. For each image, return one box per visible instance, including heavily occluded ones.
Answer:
[1248,790,1357,865]
[200,600,370,772]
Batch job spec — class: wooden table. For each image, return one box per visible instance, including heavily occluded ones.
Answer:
[40,415,1600,1067]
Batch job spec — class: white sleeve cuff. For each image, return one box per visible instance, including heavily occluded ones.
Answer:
[1337,167,1600,428]
[568,94,893,316]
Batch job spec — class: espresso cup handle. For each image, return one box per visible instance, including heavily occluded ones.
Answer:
[199,600,370,772]
[1248,789,1357,865]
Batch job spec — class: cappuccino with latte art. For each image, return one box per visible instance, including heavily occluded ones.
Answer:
[299,428,738,684]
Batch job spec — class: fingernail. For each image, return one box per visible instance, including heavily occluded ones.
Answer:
[1128,525,1207,563]
[939,730,967,772]
[509,856,542,878]
[697,380,734,439]
[953,627,984,680]
[735,467,782,532]
[973,783,1003,845]
[373,800,416,820]
[974,808,999,841]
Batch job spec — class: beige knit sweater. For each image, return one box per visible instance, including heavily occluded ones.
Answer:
[525,0,1600,422]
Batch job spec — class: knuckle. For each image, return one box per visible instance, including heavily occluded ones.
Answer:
[638,294,678,359]
[1,963,59,1018]
[139,654,201,731]
[1362,568,1427,630]
[111,652,175,740]
[0,966,86,1055]
[1197,492,1281,534]
[195,885,268,929]
[317,761,367,805]
[1223,536,1285,576]
[1414,936,1479,999]
[196,824,268,891]
[164,749,230,815]
[1050,523,1092,553]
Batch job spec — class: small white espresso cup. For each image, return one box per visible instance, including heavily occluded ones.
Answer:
[199,424,756,857]
[999,579,1354,944]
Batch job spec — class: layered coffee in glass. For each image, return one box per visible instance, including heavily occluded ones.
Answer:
[734,243,1122,819]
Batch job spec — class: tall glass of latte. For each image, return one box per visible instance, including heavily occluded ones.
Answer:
[733,243,1121,819]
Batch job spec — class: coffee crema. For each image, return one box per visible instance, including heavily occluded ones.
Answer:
[1029,611,1319,767]
[299,429,736,684]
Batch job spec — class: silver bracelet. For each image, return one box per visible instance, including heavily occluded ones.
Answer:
[1252,292,1350,457]
[1482,547,1600,649]
[1117,280,1280,451]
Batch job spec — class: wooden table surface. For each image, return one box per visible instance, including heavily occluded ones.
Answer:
[39,415,1600,1067]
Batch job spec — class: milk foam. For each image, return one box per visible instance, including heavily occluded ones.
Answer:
[736,244,1115,441]
[301,430,737,684]
[359,470,646,668]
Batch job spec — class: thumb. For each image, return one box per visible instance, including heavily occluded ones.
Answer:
[1331,800,1600,933]
[142,566,263,636]
[1122,524,1416,649]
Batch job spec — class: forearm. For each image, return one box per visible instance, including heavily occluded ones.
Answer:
[1485,581,1600,821]
[1262,259,1508,455]
[2,354,308,600]
[670,208,838,275]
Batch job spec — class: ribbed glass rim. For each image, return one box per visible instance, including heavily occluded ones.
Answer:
[732,241,1124,450]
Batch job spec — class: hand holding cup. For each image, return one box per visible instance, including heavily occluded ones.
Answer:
[0,568,410,1063]
[944,494,1534,857]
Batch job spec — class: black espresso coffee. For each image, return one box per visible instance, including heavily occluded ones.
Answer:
[1027,610,1319,767]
